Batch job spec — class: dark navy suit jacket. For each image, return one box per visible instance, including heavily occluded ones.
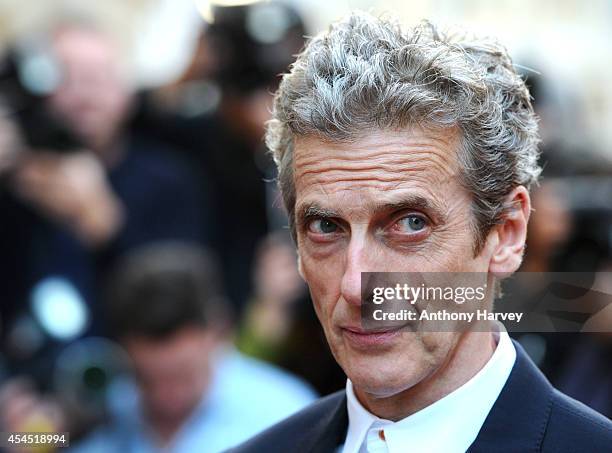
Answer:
[229,341,612,452]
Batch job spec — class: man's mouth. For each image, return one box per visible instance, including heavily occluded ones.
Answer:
[340,325,405,348]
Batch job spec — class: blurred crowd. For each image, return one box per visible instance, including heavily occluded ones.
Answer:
[0,1,610,452]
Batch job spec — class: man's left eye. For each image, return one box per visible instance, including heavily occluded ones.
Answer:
[395,215,428,233]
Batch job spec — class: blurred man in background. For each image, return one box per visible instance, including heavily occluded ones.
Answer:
[69,242,316,453]
[0,21,206,351]
[20,22,206,283]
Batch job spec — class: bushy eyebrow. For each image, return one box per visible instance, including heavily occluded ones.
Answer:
[298,205,339,224]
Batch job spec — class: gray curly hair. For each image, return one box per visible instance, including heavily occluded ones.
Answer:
[267,12,541,252]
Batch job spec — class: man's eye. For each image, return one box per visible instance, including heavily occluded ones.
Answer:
[308,219,339,234]
[395,215,428,233]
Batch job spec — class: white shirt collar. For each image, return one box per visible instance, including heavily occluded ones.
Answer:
[343,326,516,453]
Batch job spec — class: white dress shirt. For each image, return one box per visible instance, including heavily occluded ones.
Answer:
[342,327,516,453]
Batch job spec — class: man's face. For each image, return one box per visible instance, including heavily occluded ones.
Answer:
[48,28,132,152]
[123,326,217,425]
[293,127,495,398]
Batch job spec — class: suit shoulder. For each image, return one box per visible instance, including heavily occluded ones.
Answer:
[542,389,612,452]
[226,390,346,453]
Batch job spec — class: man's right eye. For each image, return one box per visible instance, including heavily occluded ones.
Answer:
[308,218,339,234]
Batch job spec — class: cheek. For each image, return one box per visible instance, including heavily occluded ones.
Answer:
[301,252,342,317]
[419,330,458,356]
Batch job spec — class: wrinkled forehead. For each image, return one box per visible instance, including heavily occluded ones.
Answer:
[292,126,464,215]
[292,127,467,224]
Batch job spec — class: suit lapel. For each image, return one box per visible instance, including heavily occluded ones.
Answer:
[306,391,348,453]
[468,340,553,453]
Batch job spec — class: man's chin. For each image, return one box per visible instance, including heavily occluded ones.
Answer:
[340,350,424,398]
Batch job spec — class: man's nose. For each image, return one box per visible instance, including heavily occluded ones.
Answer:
[340,238,374,307]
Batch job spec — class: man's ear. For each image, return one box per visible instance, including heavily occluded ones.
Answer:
[488,186,531,278]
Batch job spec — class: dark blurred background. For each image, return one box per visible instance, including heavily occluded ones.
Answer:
[0,0,610,452]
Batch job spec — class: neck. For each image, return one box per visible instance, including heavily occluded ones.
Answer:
[354,331,496,421]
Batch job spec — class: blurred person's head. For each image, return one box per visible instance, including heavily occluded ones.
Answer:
[47,24,132,156]
[267,13,540,413]
[106,243,228,429]
[203,1,306,145]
